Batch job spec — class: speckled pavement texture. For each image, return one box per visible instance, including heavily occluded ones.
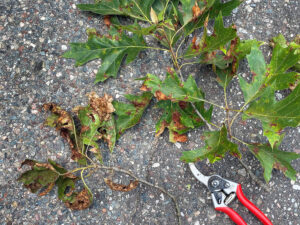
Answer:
[1,0,300,224]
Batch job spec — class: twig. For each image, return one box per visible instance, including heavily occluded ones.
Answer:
[97,165,182,225]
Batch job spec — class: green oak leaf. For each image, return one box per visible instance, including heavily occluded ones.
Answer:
[63,26,147,83]
[239,36,300,147]
[239,35,300,103]
[113,92,153,139]
[214,39,263,87]
[248,142,300,182]
[142,69,205,103]
[184,12,237,58]
[179,0,241,36]
[180,125,241,163]
[243,84,300,148]
[77,0,155,23]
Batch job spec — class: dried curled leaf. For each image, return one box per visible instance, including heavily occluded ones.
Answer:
[64,189,92,210]
[104,178,139,192]
[43,103,85,163]
[88,92,115,121]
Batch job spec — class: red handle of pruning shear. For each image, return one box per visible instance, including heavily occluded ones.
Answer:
[215,207,247,225]
[216,184,272,225]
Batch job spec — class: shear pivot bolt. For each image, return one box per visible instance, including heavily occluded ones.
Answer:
[225,183,230,188]
[211,180,219,188]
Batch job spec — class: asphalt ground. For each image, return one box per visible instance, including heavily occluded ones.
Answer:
[0,0,299,224]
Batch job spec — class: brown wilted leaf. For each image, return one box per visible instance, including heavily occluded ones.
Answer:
[104,15,111,28]
[43,103,73,130]
[65,189,92,210]
[43,103,84,162]
[88,92,115,121]
[60,128,83,161]
[104,178,139,192]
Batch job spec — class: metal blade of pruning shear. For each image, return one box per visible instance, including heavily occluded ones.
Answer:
[188,163,210,188]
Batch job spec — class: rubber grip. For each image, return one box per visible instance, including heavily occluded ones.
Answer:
[236,184,273,225]
[215,207,247,225]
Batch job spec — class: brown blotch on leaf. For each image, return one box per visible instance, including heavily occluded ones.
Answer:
[192,2,202,21]
[140,83,151,92]
[179,101,188,109]
[65,189,92,210]
[173,132,188,142]
[273,162,288,173]
[20,159,36,168]
[88,92,115,121]
[154,91,169,101]
[172,112,186,130]
[104,15,111,28]
[104,178,139,192]
[192,36,199,50]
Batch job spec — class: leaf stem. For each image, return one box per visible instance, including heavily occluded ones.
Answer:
[231,135,249,146]
[224,76,231,137]
[175,36,187,59]
[81,168,93,198]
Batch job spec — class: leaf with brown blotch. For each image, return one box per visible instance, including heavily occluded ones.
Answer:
[104,178,139,192]
[113,92,153,139]
[18,159,76,195]
[64,189,92,210]
[155,100,212,143]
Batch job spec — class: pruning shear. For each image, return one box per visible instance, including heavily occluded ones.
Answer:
[189,163,273,225]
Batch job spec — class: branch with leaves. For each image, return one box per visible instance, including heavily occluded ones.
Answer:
[19,1,300,224]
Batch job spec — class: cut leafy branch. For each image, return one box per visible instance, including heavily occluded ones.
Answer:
[19,1,300,225]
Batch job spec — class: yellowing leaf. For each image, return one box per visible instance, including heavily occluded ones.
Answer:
[150,7,158,24]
